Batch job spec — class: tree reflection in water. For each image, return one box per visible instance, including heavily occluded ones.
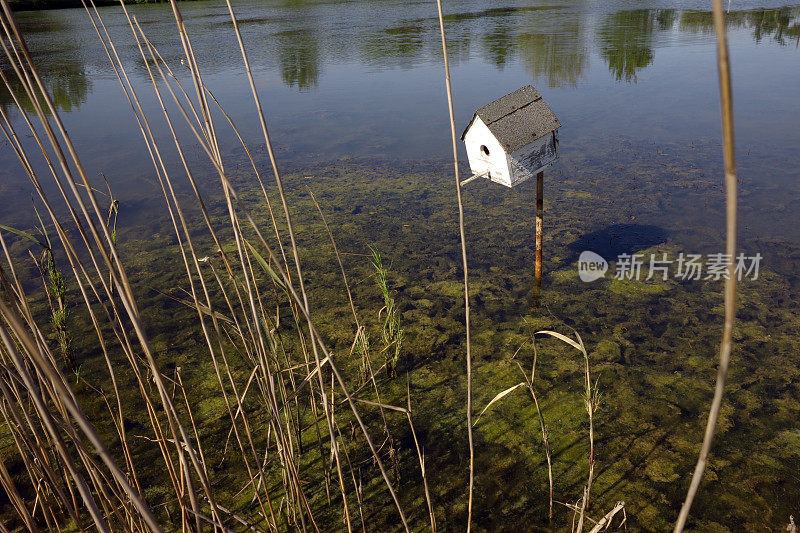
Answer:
[0,62,91,115]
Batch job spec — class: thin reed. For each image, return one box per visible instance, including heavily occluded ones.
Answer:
[0,0,424,529]
[674,0,738,529]
[433,1,475,530]
[0,0,739,530]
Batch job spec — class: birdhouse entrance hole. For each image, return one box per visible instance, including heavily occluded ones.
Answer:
[480,145,490,156]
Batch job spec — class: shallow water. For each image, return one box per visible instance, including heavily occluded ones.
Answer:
[1,0,800,530]
[2,0,800,241]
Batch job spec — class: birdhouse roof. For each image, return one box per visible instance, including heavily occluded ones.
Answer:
[461,85,561,153]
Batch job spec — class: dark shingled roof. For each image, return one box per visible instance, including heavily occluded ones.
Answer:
[461,85,561,153]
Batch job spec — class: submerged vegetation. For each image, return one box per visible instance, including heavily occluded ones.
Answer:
[1,211,73,369]
[7,154,795,529]
[369,246,404,379]
[0,0,796,532]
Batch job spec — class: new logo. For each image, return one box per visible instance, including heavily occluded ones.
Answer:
[578,251,608,282]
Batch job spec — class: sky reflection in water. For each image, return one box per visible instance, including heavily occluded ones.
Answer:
[0,0,798,243]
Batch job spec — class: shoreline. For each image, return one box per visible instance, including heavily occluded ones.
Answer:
[8,0,193,11]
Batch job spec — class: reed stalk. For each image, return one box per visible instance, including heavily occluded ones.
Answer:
[673,0,738,529]
[433,0,475,529]
[0,0,716,530]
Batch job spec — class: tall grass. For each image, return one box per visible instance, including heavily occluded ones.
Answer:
[0,0,421,528]
[0,0,737,530]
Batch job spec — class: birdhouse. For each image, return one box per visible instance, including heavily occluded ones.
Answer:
[461,85,561,188]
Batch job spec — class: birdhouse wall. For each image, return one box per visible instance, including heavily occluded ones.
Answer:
[463,116,512,186]
[508,131,559,186]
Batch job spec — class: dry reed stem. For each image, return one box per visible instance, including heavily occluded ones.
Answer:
[587,501,625,533]
[217,2,410,528]
[536,330,594,529]
[128,13,313,525]
[0,300,153,531]
[121,1,406,526]
[0,19,212,533]
[0,4,215,520]
[0,6,174,529]
[127,20,280,526]
[433,0,475,529]
[515,350,554,522]
[406,378,437,532]
[157,2,338,524]
[673,0,738,530]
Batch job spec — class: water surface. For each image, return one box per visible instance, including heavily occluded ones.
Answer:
[2,0,799,241]
[1,1,800,530]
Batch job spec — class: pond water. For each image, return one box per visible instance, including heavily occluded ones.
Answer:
[2,0,800,242]
[2,0,800,530]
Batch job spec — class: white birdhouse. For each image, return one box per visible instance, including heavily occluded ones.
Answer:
[461,86,561,188]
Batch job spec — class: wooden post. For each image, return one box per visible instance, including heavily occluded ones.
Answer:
[533,171,544,308]
[535,170,544,279]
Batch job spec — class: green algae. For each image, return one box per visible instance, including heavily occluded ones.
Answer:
[2,135,800,531]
